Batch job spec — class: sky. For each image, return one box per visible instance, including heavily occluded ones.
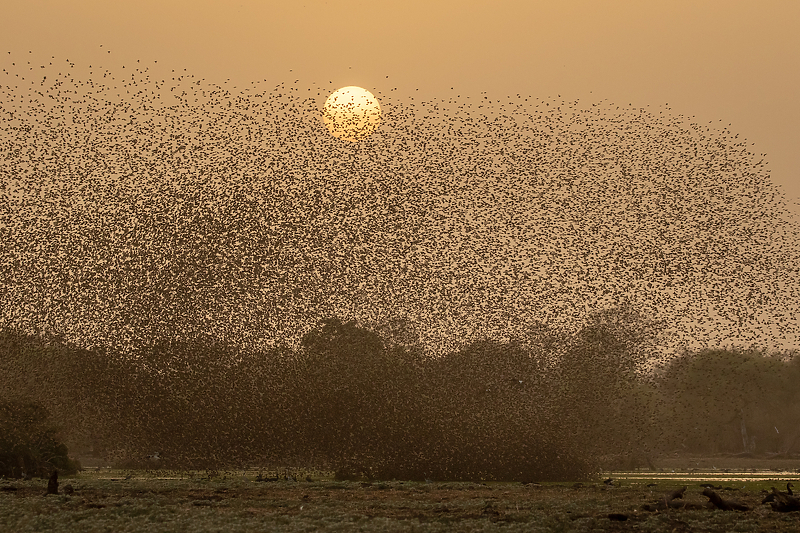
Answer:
[3,0,799,204]
[2,0,800,354]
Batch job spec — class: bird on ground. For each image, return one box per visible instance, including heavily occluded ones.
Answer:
[46,469,59,495]
[765,485,800,513]
[665,486,686,502]
[762,482,795,504]
[702,488,749,511]
[641,486,702,512]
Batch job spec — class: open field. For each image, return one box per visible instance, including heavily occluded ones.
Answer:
[2,469,799,532]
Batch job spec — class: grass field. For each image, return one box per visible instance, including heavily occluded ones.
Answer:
[2,468,799,532]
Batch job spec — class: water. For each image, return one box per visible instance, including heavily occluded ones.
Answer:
[615,471,800,482]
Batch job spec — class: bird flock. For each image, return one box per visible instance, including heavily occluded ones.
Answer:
[1,52,799,360]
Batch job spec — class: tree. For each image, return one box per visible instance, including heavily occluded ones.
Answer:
[296,318,414,478]
[0,399,80,478]
[556,306,658,463]
[658,348,800,454]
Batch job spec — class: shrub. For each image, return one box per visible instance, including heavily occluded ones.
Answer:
[0,399,80,478]
[296,324,597,482]
[657,348,800,454]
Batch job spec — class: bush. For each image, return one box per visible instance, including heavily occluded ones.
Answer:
[0,399,80,478]
[657,348,800,454]
[0,314,651,481]
[295,324,597,482]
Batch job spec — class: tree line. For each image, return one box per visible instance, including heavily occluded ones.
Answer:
[1,311,798,480]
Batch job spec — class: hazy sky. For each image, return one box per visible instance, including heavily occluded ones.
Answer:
[3,0,798,201]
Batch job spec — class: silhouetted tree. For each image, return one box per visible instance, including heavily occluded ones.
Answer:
[0,399,79,478]
[658,348,800,454]
[296,318,417,478]
[556,307,658,463]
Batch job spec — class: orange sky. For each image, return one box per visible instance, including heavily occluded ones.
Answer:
[3,0,798,202]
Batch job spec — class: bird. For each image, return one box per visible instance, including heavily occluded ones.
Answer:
[46,469,59,495]
[642,485,691,511]
[762,482,795,504]
[3,52,799,482]
[665,486,686,502]
[765,485,800,512]
[702,488,749,511]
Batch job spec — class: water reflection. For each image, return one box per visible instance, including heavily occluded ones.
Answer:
[616,471,800,482]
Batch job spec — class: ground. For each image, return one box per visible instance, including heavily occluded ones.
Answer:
[1,468,799,532]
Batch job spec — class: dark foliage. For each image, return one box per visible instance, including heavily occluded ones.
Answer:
[657,348,800,455]
[1,316,799,481]
[0,399,80,478]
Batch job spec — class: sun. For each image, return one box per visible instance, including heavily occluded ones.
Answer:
[323,86,381,142]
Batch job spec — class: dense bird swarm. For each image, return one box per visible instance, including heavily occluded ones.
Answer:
[2,55,800,480]
[2,54,798,357]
